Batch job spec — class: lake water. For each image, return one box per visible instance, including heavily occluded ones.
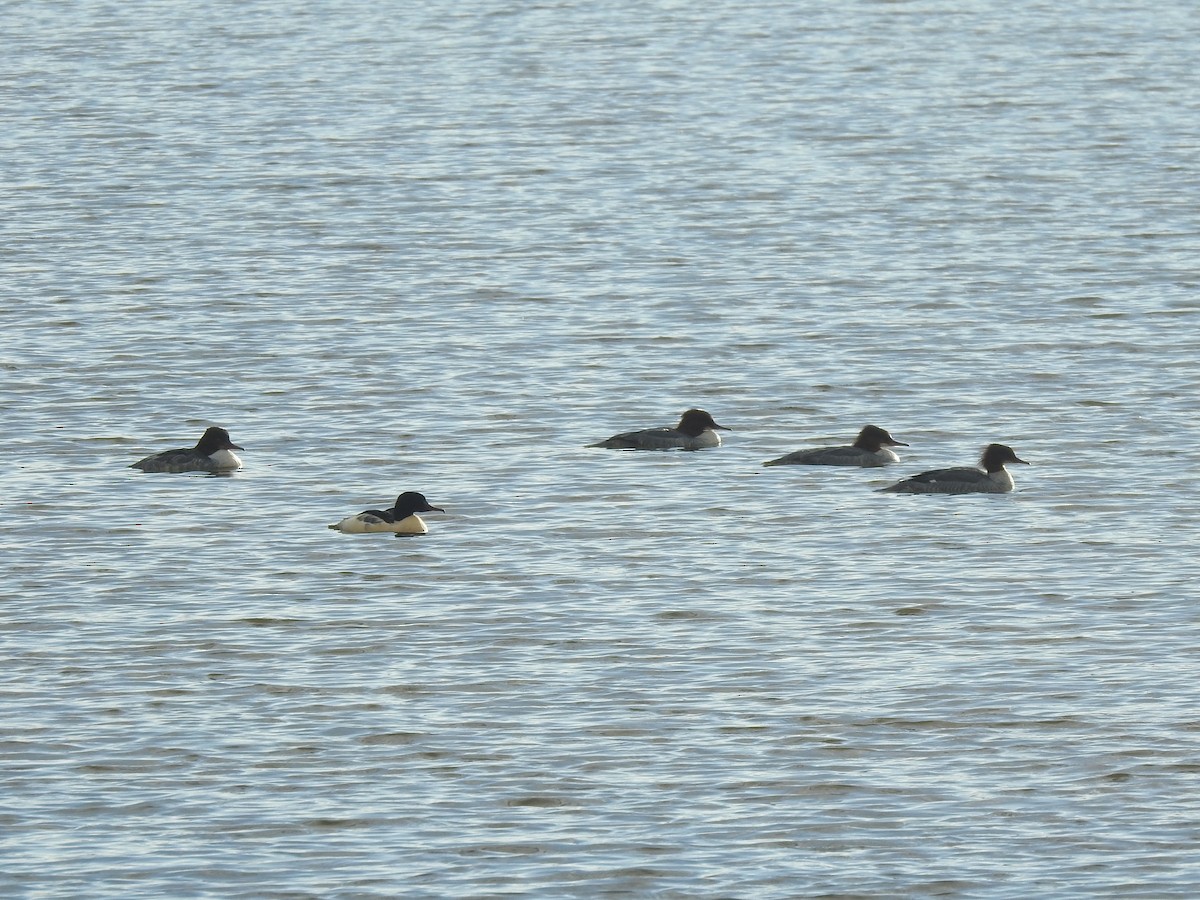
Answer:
[3,0,1199,896]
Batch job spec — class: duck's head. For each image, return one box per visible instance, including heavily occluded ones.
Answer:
[677,408,730,437]
[980,443,1028,471]
[857,424,908,450]
[196,426,244,453]
[393,491,445,516]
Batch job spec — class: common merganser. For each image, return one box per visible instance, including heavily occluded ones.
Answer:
[328,491,445,535]
[763,424,907,467]
[130,426,244,474]
[590,408,730,451]
[879,443,1028,494]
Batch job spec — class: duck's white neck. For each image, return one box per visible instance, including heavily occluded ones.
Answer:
[989,468,1014,490]
[208,449,243,470]
[393,514,429,535]
[689,430,722,449]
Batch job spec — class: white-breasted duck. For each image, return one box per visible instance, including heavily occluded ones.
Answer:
[130,426,244,474]
[879,443,1028,494]
[328,491,445,535]
[764,424,907,468]
[590,408,730,451]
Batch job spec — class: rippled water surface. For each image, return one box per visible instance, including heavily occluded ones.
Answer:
[3,1,1200,896]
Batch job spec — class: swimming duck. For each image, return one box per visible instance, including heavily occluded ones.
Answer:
[590,408,730,451]
[130,426,244,474]
[763,424,907,467]
[879,443,1028,494]
[328,491,445,534]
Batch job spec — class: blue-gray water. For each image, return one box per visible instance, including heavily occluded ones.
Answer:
[3,1,1199,896]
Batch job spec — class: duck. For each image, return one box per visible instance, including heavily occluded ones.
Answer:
[328,491,445,535]
[763,424,907,467]
[590,408,730,451]
[130,426,244,474]
[879,443,1028,494]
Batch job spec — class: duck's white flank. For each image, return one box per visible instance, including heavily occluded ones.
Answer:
[331,512,430,535]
